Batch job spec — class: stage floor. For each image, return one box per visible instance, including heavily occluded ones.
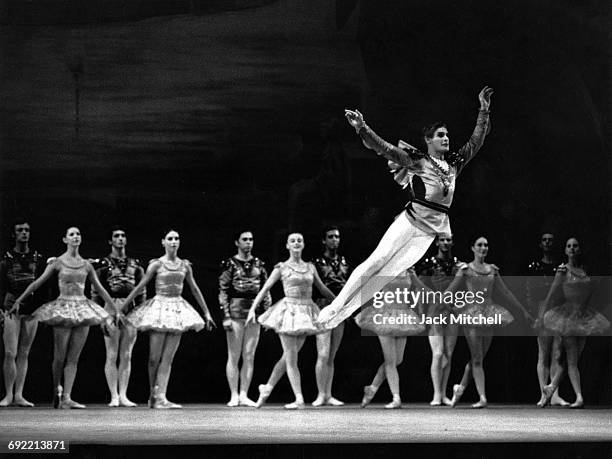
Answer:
[1,404,612,445]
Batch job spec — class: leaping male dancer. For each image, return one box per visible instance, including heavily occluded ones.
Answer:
[317,86,493,329]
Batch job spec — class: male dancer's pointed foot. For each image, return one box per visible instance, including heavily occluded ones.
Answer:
[238,394,257,407]
[361,386,376,408]
[255,384,272,408]
[442,397,453,406]
[450,384,464,407]
[12,397,34,407]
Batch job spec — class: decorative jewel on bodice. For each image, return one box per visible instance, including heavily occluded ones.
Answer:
[425,153,452,196]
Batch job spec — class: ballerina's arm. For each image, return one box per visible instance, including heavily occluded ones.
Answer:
[491,266,533,321]
[536,266,566,325]
[10,260,58,313]
[184,262,215,330]
[312,266,335,302]
[246,266,282,325]
[119,260,161,312]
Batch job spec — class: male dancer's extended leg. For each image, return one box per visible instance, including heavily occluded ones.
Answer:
[318,213,434,328]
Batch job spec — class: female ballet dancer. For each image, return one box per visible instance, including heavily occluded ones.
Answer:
[317,87,493,330]
[417,232,463,406]
[121,230,215,409]
[539,238,609,408]
[11,227,114,409]
[448,236,532,408]
[246,232,335,409]
[356,268,426,409]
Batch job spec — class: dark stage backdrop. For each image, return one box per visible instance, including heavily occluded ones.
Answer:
[1,0,611,404]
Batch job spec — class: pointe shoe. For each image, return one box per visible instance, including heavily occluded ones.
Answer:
[325,396,344,406]
[53,386,63,409]
[255,384,272,408]
[238,395,257,407]
[541,385,554,407]
[118,397,137,407]
[361,386,376,408]
[450,384,464,407]
[60,398,86,409]
[12,398,34,408]
[471,399,488,409]
[384,398,402,409]
[149,385,160,408]
[284,401,305,410]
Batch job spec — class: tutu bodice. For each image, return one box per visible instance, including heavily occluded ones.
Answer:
[57,260,89,297]
[280,263,314,300]
[154,259,187,297]
[464,265,495,299]
[562,275,591,305]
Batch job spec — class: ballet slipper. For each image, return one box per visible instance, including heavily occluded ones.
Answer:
[226,397,240,407]
[361,386,377,408]
[107,398,120,407]
[325,396,344,406]
[536,394,546,408]
[0,396,13,407]
[255,384,272,408]
[60,398,86,409]
[118,397,137,407]
[570,399,584,409]
[311,394,326,407]
[12,397,34,407]
[430,399,442,407]
[442,397,453,406]
[238,394,257,407]
[450,384,464,407]
[384,398,402,409]
[161,399,182,409]
[550,394,570,407]
[471,399,487,409]
[284,401,305,410]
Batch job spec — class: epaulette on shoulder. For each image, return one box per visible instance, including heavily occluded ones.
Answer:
[46,256,57,264]
[4,251,13,260]
[33,251,43,261]
[253,257,264,266]
[220,258,232,269]
[314,257,326,265]
[131,258,142,266]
